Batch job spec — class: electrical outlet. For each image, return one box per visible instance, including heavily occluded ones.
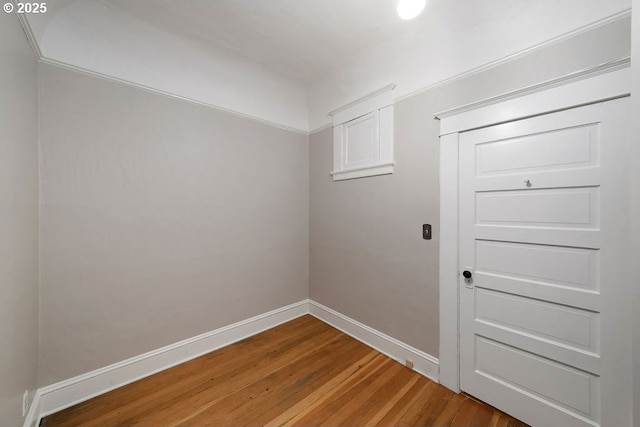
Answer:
[22,390,29,417]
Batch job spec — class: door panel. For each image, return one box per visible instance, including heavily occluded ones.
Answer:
[475,124,598,176]
[473,273,600,312]
[459,99,630,427]
[475,289,598,352]
[475,240,599,291]
[475,336,598,418]
[475,187,599,228]
[474,320,600,375]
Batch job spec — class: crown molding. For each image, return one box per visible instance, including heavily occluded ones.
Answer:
[13,1,42,58]
[395,8,631,105]
[309,123,332,135]
[435,57,630,122]
[39,58,310,135]
[15,13,311,135]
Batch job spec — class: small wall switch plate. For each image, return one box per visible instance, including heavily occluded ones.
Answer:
[22,390,29,417]
[422,224,432,240]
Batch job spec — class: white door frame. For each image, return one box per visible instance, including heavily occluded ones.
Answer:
[435,60,631,393]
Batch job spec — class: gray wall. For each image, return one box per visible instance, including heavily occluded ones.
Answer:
[38,64,309,386]
[309,17,631,356]
[631,0,639,423]
[0,14,40,427]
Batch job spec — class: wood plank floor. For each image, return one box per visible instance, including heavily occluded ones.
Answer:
[42,315,528,427]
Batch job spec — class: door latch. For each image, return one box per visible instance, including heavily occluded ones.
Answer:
[462,268,474,288]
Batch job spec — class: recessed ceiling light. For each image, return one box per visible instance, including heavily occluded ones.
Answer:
[397,0,426,20]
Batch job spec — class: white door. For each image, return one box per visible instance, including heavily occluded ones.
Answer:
[458,98,631,427]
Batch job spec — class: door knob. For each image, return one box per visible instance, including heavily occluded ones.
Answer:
[462,270,472,279]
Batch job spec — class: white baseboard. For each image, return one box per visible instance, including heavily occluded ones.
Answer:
[308,300,439,382]
[23,391,41,427]
[27,299,439,426]
[34,300,309,422]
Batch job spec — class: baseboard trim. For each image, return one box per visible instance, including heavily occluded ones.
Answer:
[34,300,309,421]
[23,390,41,427]
[308,300,439,382]
[28,299,440,425]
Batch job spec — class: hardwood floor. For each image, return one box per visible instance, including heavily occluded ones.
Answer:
[42,315,527,427]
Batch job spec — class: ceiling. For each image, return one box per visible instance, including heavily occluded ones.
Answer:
[84,0,631,86]
[107,0,410,84]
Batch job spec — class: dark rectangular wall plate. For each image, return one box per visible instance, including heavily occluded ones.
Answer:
[423,224,432,240]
